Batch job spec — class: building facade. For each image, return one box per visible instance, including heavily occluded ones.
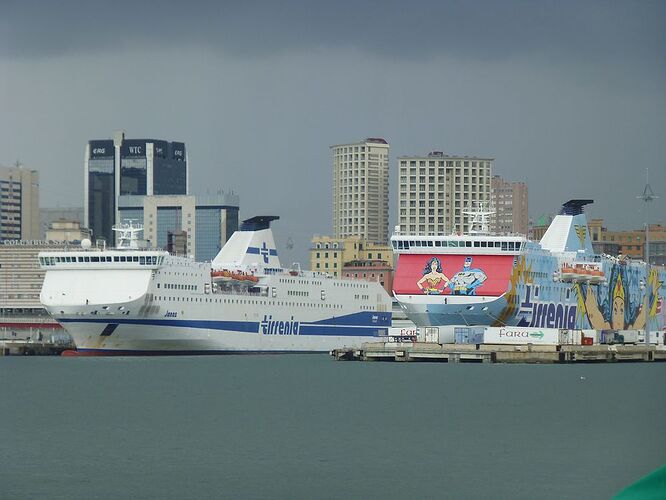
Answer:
[490,175,529,235]
[588,219,666,265]
[0,240,72,334]
[118,193,239,262]
[45,219,91,242]
[0,164,40,240]
[341,259,394,295]
[332,138,390,244]
[397,152,492,235]
[309,235,393,278]
[40,207,84,239]
[85,130,188,244]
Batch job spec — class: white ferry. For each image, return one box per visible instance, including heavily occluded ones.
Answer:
[39,216,392,354]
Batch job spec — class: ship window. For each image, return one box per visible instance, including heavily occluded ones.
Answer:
[84,257,90,262]
[427,241,433,247]
[501,242,508,251]
[495,242,501,248]
[473,241,480,247]
[465,241,472,247]
[114,256,119,262]
[480,241,487,248]
[140,256,146,265]
[435,241,442,247]
[91,256,99,262]
[133,256,139,262]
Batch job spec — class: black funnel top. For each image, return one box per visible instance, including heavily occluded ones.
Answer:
[240,216,279,231]
[560,200,593,216]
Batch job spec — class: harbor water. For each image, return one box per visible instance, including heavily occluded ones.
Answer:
[1,355,664,499]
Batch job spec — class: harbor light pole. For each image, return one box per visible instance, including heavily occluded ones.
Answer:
[637,170,657,344]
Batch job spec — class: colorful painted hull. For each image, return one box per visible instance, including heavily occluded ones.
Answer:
[392,204,665,332]
[394,246,665,331]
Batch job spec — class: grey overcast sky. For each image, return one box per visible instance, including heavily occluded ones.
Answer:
[1,0,664,263]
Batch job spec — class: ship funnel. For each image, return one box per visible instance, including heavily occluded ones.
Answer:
[540,200,595,253]
[212,216,281,269]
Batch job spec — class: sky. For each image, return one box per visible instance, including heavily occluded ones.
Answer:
[1,0,664,264]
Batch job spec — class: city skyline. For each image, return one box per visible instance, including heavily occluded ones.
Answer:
[1,0,664,264]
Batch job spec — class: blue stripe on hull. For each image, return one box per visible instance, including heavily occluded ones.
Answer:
[58,318,390,337]
[73,349,327,356]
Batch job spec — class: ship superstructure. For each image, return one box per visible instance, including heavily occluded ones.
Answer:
[391,200,665,332]
[39,217,392,354]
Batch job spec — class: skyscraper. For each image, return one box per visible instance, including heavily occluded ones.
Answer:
[490,175,529,235]
[84,130,188,244]
[0,163,39,240]
[397,152,492,235]
[331,138,389,244]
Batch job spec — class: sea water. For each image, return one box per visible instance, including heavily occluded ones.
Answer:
[1,356,664,499]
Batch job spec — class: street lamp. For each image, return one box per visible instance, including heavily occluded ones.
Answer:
[637,170,658,345]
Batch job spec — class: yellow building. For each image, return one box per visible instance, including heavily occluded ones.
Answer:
[310,235,393,277]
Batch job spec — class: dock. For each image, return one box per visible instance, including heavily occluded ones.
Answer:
[331,342,666,363]
[1,337,75,356]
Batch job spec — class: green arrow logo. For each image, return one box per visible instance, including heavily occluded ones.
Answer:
[530,331,545,339]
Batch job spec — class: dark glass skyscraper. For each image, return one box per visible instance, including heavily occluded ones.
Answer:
[84,131,188,244]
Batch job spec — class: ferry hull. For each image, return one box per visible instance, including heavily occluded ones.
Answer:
[57,319,388,354]
[395,295,511,327]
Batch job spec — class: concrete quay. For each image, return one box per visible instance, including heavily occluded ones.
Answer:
[1,338,75,356]
[331,342,666,364]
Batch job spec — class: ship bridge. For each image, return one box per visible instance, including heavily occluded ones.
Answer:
[391,233,527,255]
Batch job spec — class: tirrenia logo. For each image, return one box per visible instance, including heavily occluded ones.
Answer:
[260,315,300,335]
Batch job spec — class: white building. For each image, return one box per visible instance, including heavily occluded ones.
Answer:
[397,152,492,235]
[331,138,390,244]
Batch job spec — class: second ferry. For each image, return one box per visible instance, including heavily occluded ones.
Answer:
[39,216,392,354]
[391,200,665,332]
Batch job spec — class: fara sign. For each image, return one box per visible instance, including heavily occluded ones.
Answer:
[484,327,560,344]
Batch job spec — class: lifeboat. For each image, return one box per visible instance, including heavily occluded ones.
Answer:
[211,269,259,285]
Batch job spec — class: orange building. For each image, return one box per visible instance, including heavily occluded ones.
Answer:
[588,219,666,264]
[341,259,394,295]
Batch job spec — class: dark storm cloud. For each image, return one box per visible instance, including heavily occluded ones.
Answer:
[1,0,664,72]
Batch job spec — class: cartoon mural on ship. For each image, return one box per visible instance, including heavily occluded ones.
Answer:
[417,257,450,294]
[449,256,488,295]
[575,266,662,330]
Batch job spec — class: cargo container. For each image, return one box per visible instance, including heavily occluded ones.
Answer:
[388,327,417,342]
[437,326,455,344]
[483,326,560,345]
[421,327,440,343]
[637,331,663,345]
[454,326,485,344]
[559,329,581,345]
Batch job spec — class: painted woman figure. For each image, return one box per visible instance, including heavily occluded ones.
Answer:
[577,269,658,330]
[417,257,450,294]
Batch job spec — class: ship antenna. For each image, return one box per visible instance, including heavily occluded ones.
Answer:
[637,168,658,342]
[113,219,144,249]
[462,201,495,235]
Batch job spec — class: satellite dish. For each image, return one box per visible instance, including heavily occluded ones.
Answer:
[81,238,92,249]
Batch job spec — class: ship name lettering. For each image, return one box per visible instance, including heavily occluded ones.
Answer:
[260,315,300,335]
